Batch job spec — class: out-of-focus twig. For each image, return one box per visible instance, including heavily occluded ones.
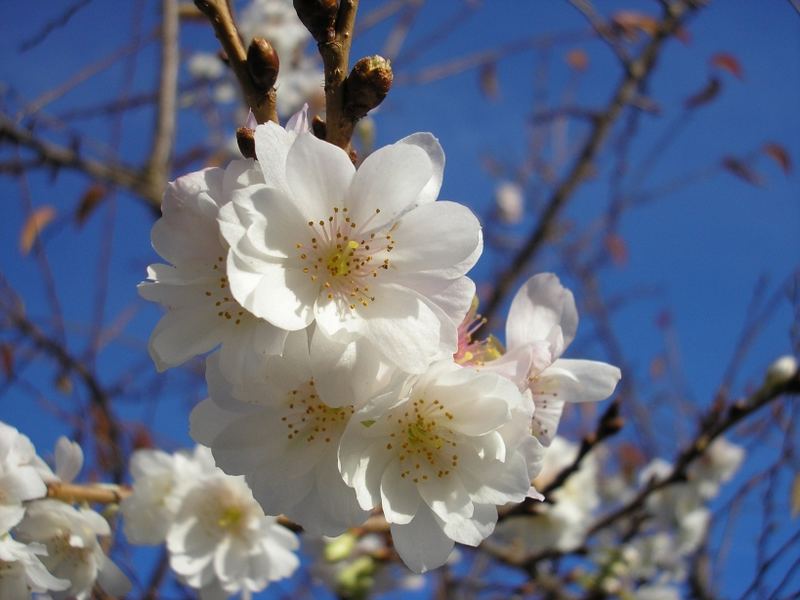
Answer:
[480,0,703,331]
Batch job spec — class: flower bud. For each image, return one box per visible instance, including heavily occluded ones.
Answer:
[247,38,280,91]
[293,0,338,43]
[236,127,256,159]
[343,55,393,120]
[495,181,524,224]
[765,355,798,387]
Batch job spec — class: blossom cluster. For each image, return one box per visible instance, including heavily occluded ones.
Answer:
[120,445,300,598]
[489,434,745,599]
[139,103,622,575]
[0,422,130,599]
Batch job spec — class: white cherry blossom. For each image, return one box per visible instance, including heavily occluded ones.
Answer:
[139,157,289,381]
[191,329,379,535]
[221,130,482,373]
[339,361,543,572]
[13,499,130,600]
[121,446,216,545]
[0,534,69,598]
[166,469,299,598]
[0,422,47,532]
[479,273,621,444]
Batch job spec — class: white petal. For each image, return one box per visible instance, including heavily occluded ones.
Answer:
[97,555,132,597]
[380,458,421,525]
[388,201,482,276]
[391,504,454,573]
[346,141,432,230]
[254,121,296,194]
[148,305,225,371]
[364,285,451,374]
[418,473,473,523]
[506,273,578,354]
[54,437,83,483]
[226,252,317,330]
[440,503,496,547]
[544,359,621,403]
[398,132,444,206]
[285,133,355,222]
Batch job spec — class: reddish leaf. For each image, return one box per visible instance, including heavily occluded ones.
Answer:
[611,11,659,38]
[566,48,589,72]
[763,143,792,175]
[75,184,108,227]
[792,473,800,518]
[20,205,56,255]
[478,62,499,100]
[684,76,721,109]
[722,156,764,187]
[711,53,744,80]
[649,356,666,380]
[605,234,628,266]
[0,344,13,379]
[655,310,672,330]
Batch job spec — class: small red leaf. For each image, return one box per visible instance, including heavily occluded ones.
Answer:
[711,53,744,80]
[722,156,763,186]
[684,77,721,109]
[478,63,499,100]
[566,48,589,72]
[20,205,56,255]
[75,184,108,227]
[0,344,13,379]
[763,143,792,175]
[612,11,659,39]
[605,234,628,266]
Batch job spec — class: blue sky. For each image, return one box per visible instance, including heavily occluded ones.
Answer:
[1,0,798,597]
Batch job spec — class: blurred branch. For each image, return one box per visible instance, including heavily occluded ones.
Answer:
[18,0,92,53]
[0,114,161,210]
[480,0,703,331]
[2,294,127,482]
[143,0,180,194]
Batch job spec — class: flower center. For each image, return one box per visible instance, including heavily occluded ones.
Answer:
[295,207,396,310]
[217,505,244,531]
[386,397,459,484]
[281,379,353,445]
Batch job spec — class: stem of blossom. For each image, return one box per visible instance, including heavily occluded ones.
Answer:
[46,481,131,505]
[193,0,278,124]
[315,0,360,150]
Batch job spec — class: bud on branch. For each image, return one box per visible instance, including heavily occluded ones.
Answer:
[343,55,393,120]
[247,38,280,92]
[293,0,338,43]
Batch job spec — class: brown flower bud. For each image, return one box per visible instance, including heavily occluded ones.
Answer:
[247,38,280,91]
[343,55,393,120]
[236,127,256,159]
[293,0,338,43]
[312,115,327,140]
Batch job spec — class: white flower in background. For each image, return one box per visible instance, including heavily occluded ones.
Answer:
[221,130,482,373]
[139,155,292,381]
[191,329,380,535]
[494,181,524,224]
[13,499,130,600]
[188,52,225,80]
[166,470,299,598]
[0,534,70,597]
[238,0,311,60]
[274,56,324,117]
[121,446,216,545]
[491,436,599,557]
[479,273,621,445]
[634,583,682,600]
[688,437,744,499]
[339,361,543,573]
[640,459,708,554]
[0,422,47,532]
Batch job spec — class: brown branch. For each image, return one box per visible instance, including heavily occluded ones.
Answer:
[193,0,278,124]
[143,0,180,193]
[479,0,703,331]
[318,0,360,150]
[584,365,800,540]
[3,300,127,483]
[0,114,161,210]
[46,481,131,505]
